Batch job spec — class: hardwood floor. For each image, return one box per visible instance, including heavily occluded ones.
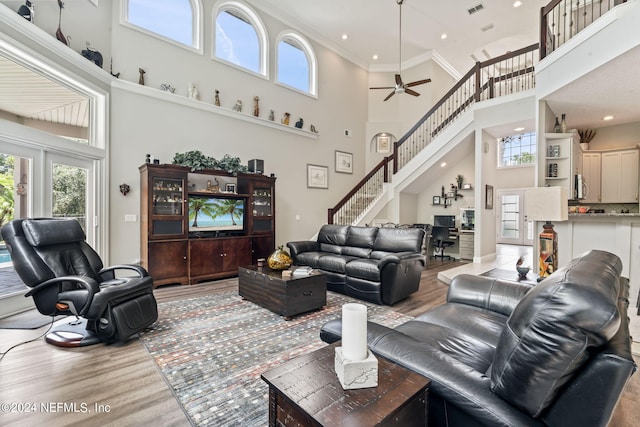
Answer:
[0,262,638,426]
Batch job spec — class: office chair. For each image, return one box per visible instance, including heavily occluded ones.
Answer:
[1,217,158,347]
[431,226,454,261]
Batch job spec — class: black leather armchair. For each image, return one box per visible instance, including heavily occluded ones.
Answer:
[1,218,158,347]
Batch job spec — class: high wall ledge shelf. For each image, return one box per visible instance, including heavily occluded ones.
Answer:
[112,79,318,140]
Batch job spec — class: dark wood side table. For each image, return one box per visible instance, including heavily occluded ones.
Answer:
[261,343,430,426]
[238,265,326,319]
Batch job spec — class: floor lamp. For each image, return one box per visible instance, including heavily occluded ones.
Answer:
[525,187,568,280]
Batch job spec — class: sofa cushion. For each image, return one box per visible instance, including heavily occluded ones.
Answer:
[319,243,343,254]
[317,254,356,273]
[344,258,381,281]
[374,228,424,253]
[345,226,378,248]
[318,224,350,246]
[342,246,372,258]
[490,250,623,417]
[295,252,325,268]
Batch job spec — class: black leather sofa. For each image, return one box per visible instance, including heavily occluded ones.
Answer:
[320,250,636,426]
[287,224,425,305]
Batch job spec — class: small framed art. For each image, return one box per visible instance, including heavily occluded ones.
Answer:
[485,185,494,210]
[225,183,236,193]
[307,164,329,189]
[432,196,441,205]
[377,135,391,153]
[335,150,353,174]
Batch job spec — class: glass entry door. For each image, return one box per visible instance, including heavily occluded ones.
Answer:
[496,189,534,246]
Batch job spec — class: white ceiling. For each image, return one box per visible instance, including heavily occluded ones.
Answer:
[254,0,549,73]
[1,0,637,137]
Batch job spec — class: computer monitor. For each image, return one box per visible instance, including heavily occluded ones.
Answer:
[433,215,456,229]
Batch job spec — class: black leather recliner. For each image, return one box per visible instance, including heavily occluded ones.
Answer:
[1,218,158,347]
[320,250,636,426]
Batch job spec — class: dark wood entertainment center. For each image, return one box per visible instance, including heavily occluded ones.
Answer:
[139,163,276,287]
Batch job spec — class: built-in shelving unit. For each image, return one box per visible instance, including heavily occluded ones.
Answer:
[140,163,276,287]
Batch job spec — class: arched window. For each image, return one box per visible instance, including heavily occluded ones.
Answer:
[213,1,268,78]
[276,32,317,97]
[122,0,202,52]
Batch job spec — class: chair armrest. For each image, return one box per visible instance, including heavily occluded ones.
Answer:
[448,274,532,316]
[25,275,101,316]
[378,252,425,269]
[25,275,101,297]
[287,241,319,258]
[99,264,149,280]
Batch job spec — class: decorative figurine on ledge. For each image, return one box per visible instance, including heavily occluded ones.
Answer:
[268,109,275,121]
[214,89,221,106]
[55,0,69,45]
[188,83,200,100]
[310,124,318,133]
[281,112,290,125]
[17,1,34,22]
[138,68,146,85]
[160,84,175,93]
[110,58,120,78]
[295,118,304,129]
[253,96,260,117]
[233,100,243,112]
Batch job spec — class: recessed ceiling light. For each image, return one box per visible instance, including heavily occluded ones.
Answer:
[441,33,447,40]
[440,162,447,167]
[513,1,523,7]
[341,34,348,40]
[602,115,614,121]
[373,54,378,60]
[514,127,525,132]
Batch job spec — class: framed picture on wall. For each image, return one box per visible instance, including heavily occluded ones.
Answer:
[432,196,441,205]
[485,184,494,209]
[225,183,236,193]
[307,164,329,189]
[377,135,391,153]
[335,150,353,174]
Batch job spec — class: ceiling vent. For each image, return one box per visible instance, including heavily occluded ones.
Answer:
[467,4,485,15]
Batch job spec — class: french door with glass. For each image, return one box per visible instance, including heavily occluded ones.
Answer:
[496,189,534,246]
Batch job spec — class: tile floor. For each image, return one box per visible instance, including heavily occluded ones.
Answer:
[440,244,640,356]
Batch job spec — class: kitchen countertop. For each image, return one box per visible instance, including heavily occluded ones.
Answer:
[568,213,640,217]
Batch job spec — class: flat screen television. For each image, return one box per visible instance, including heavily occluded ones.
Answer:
[434,215,456,229]
[188,195,246,234]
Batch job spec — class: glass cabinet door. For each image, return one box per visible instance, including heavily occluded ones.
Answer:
[150,175,186,237]
[252,186,272,217]
[153,177,184,216]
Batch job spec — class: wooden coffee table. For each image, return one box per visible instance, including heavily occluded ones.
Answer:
[238,265,326,319]
[261,343,430,426]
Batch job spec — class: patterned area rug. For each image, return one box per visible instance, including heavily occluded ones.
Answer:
[139,291,412,426]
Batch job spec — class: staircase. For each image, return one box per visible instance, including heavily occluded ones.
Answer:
[328,0,628,226]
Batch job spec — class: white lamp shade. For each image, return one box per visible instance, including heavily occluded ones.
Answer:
[525,186,568,222]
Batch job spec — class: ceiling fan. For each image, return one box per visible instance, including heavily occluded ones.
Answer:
[370,0,431,101]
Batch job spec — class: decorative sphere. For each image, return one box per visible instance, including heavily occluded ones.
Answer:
[267,246,292,270]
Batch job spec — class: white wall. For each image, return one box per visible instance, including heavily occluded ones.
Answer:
[588,121,640,150]
[0,1,370,264]
[105,1,369,263]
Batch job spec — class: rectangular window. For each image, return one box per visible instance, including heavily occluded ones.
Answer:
[498,132,537,167]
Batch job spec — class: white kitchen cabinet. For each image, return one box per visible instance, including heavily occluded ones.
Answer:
[581,152,601,203]
[601,149,639,203]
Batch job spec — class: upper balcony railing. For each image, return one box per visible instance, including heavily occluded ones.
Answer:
[328,0,630,226]
[540,0,627,59]
[328,44,539,225]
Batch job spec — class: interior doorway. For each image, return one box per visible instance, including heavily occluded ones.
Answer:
[496,189,534,246]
